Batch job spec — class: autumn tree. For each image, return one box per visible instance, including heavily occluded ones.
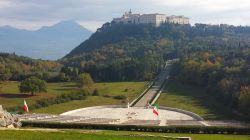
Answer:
[238,86,250,117]
[78,73,94,89]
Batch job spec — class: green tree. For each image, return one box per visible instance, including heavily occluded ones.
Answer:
[19,76,47,95]
[78,73,94,89]
[238,86,250,117]
[0,64,11,92]
[0,64,11,81]
[58,72,69,82]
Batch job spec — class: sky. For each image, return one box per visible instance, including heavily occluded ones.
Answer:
[0,0,250,32]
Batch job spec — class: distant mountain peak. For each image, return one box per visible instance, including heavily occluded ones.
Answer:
[1,25,13,29]
[0,20,92,60]
[53,20,80,27]
[38,20,91,33]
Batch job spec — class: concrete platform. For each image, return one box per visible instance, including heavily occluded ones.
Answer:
[61,106,200,126]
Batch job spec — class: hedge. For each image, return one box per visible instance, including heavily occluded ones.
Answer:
[8,91,87,113]
[21,121,250,135]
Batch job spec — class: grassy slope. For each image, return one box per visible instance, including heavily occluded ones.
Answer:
[0,81,145,114]
[33,96,122,114]
[34,82,145,114]
[0,82,76,109]
[158,82,237,120]
[95,82,146,101]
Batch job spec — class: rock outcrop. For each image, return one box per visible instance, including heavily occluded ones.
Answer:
[0,105,21,128]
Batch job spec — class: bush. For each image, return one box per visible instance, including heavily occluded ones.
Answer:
[92,89,99,96]
[113,95,126,100]
[9,91,87,113]
[103,95,111,98]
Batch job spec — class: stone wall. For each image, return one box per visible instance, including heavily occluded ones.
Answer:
[0,105,21,128]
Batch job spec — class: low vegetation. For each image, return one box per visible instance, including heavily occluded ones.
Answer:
[21,121,250,135]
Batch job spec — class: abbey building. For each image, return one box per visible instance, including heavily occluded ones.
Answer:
[112,10,189,26]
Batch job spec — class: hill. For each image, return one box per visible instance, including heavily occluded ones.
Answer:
[0,20,92,60]
[0,53,62,81]
[61,23,250,118]
[61,23,250,81]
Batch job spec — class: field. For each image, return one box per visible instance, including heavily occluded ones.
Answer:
[33,82,146,114]
[95,82,147,101]
[0,130,173,140]
[158,82,238,120]
[0,82,76,109]
[0,81,145,113]
[0,129,249,140]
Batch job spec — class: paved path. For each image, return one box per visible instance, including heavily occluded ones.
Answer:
[133,61,170,107]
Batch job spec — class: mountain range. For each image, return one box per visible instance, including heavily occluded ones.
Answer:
[0,20,92,60]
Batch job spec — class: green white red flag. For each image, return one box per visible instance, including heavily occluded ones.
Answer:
[153,103,159,116]
[23,100,29,113]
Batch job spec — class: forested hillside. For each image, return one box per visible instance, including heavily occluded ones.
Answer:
[170,43,250,118]
[61,23,250,82]
[61,23,250,118]
[0,53,62,81]
[1,22,250,118]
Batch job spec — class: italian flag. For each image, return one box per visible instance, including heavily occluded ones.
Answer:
[153,103,159,116]
[23,100,29,113]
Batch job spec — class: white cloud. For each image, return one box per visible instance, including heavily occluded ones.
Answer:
[0,18,57,30]
[0,0,250,31]
[78,21,106,32]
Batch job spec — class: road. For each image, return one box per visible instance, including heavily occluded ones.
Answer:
[133,60,172,107]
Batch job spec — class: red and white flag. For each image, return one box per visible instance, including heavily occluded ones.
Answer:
[23,100,29,113]
[153,103,159,116]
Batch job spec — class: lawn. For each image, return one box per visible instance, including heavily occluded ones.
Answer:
[33,82,146,114]
[33,96,123,114]
[101,130,250,140]
[0,129,249,140]
[0,81,145,113]
[0,82,77,109]
[95,82,146,101]
[0,130,173,140]
[158,81,239,120]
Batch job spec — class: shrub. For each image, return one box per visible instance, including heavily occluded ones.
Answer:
[103,95,111,98]
[113,95,126,100]
[124,88,129,92]
[92,89,99,96]
[21,121,250,135]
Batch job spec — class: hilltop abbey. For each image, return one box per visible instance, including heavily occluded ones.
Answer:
[112,10,189,27]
